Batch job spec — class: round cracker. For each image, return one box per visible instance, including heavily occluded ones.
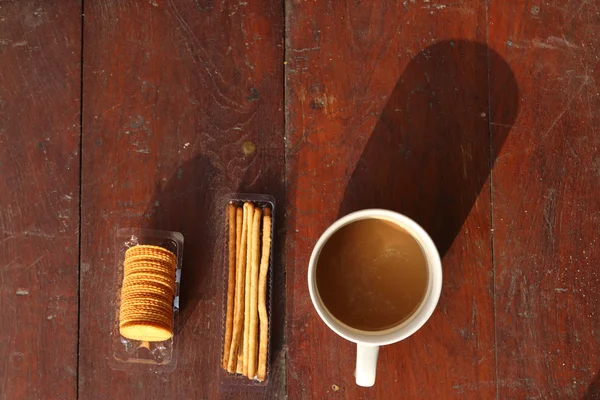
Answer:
[124,255,176,268]
[121,280,175,295]
[119,321,172,335]
[120,290,173,303]
[120,286,173,298]
[119,307,172,322]
[124,262,176,275]
[120,312,172,324]
[122,273,175,289]
[120,296,172,309]
[120,291,173,305]
[125,244,176,257]
[121,290,173,303]
[124,256,175,265]
[119,300,173,315]
[119,312,172,326]
[125,247,176,263]
[119,298,172,309]
[120,321,173,341]
[124,266,175,278]
[121,285,175,299]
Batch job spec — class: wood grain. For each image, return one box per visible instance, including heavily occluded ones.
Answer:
[79,1,284,398]
[0,0,597,398]
[0,1,81,399]
[285,1,517,398]
[489,1,600,398]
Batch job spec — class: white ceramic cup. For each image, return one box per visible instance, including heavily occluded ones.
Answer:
[308,209,442,387]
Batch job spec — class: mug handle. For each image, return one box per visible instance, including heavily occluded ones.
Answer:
[355,344,379,387]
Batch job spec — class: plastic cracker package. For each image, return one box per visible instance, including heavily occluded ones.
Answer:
[109,228,183,372]
[218,194,275,387]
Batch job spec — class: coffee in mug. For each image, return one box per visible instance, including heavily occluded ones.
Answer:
[316,218,428,332]
[308,209,442,387]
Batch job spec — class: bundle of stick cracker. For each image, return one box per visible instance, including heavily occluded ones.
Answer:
[221,202,271,382]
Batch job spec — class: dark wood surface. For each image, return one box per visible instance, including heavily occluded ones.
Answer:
[489,2,600,399]
[1,1,598,399]
[0,1,81,399]
[285,1,502,398]
[79,1,284,399]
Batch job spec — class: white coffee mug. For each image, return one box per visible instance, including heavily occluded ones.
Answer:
[308,209,442,387]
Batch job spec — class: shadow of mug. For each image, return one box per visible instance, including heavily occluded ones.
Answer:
[339,40,519,259]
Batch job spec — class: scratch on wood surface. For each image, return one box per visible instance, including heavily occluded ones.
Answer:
[292,46,321,53]
[419,2,474,14]
[532,36,579,50]
[1,229,63,241]
[564,136,579,158]
[541,79,588,138]
[471,298,478,327]
[166,0,249,113]
[504,272,518,312]
[568,0,598,27]
[132,143,151,154]
[63,364,77,377]
[546,36,578,49]
[543,188,556,243]
[507,36,580,51]
[452,378,535,394]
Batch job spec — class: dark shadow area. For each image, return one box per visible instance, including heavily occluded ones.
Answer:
[144,152,286,383]
[145,155,224,334]
[339,40,519,258]
[584,371,600,399]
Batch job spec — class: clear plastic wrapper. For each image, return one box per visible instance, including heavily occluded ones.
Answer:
[218,194,275,387]
[109,228,183,373]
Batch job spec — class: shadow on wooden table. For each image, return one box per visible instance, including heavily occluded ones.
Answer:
[143,153,286,385]
[145,155,224,334]
[339,40,519,258]
[584,371,600,399]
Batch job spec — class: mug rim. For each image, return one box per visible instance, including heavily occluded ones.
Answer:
[308,209,442,346]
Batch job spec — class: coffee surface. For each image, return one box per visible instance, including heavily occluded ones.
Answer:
[316,218,428,331]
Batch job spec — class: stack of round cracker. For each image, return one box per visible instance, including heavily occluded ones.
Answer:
[119,245,177,342]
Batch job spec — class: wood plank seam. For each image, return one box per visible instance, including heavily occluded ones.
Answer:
[77,1,85,399]
[484,4,500,399]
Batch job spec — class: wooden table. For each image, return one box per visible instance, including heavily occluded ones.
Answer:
[1,1,598,399]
